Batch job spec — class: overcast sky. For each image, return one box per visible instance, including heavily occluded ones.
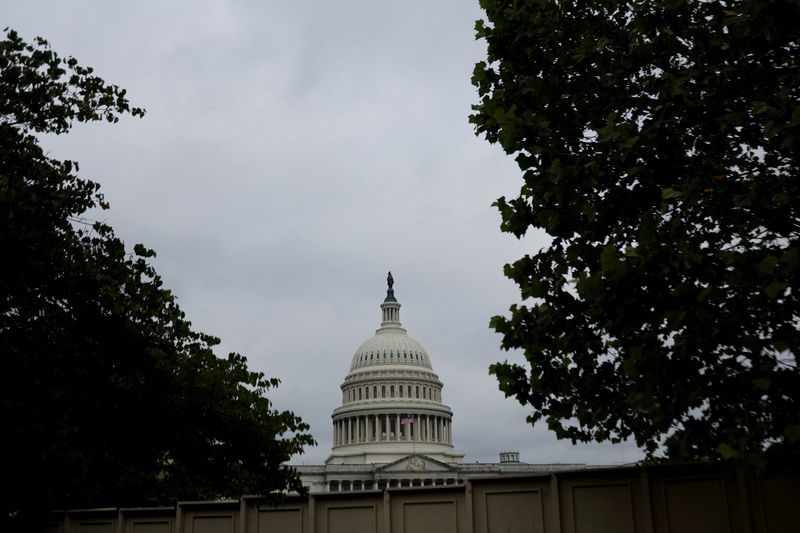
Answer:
[5,1,642,465]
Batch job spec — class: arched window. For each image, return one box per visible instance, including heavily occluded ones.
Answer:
[423,388,427,399]
[416,386,419,398]
[382,386,386,398]
[399,386,403,397]
[365,388,369,399]
[390,385,395,398]
[373,386,377,397]
[358,388,362,400]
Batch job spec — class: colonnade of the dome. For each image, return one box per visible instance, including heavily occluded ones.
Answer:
[332,413,452,446]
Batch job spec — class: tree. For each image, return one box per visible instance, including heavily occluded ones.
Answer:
[471,0,800,466]
[0,29,314,526]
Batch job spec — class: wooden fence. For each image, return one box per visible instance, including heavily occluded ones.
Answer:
[44,463,799,533]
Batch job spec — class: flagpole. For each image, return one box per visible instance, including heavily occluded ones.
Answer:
[412,416,415,455]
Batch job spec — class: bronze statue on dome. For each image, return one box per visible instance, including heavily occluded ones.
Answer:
[385,271,397,302]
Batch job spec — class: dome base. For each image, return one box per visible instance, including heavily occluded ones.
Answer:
[326,442,464,465]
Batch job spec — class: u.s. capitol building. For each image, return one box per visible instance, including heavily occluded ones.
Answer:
[295,274,585,492]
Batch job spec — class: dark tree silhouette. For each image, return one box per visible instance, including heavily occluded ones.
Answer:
[472,0,800,466]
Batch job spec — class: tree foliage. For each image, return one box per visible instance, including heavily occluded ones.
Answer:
[471,0,800,465]
[0,30,314,525]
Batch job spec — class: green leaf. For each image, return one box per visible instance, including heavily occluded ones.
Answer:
[600,244,621,273]
[753,378,771,391]
[756,256,779,274]
[764,281,788,299]
[717,443,739,460]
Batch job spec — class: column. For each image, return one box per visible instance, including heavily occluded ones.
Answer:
[395,414,400,441]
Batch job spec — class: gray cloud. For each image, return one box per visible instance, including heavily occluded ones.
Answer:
[5,0,643,466]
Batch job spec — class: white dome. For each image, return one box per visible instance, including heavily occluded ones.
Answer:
[350,329,433,370]
[328,273,464,466]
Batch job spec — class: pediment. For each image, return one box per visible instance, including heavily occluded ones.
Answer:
[376,454,455,473]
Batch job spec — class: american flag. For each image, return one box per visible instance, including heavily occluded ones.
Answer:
[401,416,414,425]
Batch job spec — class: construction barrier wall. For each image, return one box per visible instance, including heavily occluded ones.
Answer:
[44,463,799,533]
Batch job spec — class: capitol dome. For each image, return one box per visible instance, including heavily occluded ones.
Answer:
[326,273,464,465]
[349,326,432,371]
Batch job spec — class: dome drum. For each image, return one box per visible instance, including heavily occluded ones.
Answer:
[340,379,443,405]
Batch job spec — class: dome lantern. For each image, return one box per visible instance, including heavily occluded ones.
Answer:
[380,271,402,328]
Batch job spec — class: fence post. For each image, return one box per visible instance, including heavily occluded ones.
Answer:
[464,480,474,533]
[383,489,391,533]
[549,473,561,533]
[640,467,655,533]
[736,468,753,533]
[307,493,315,533]
[175,502,183,533]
